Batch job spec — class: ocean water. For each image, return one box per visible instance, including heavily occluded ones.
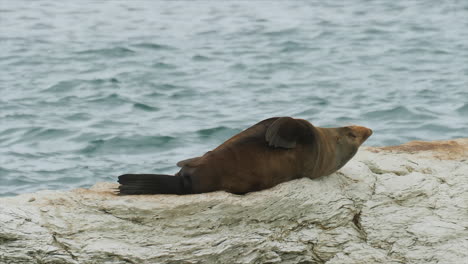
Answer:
[1,1,467,196]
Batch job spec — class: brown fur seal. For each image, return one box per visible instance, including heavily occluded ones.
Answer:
[118,117,372,195]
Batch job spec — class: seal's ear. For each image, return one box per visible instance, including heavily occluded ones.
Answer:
[265,117,314,148]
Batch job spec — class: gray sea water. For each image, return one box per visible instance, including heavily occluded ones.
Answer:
[1,1,467,197]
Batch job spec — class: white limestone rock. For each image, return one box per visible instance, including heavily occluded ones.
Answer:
[1,139,467,264]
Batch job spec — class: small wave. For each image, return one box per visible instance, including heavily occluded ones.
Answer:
[196,126,240,141]
[315,80,340,89]
[336,116,357,123]
[363,28,388,35]
[1,174,38,185]
[409,25,438,33]
[160,83,182,89]
[83,78,119,85]
[144,91,166,98]
[79,135,177,155]
[0,55,19,62]
[133,103,159,112]
[2,113,37,119]
[20,127,74,141]
[133,43,175,50]
[65,113,93,121]
[263,28,298,37]
[53,95,79,104]
[0,128,24,143]
[151,62,177,69]
[1,127,75,147]
[416,88,438,99]
[0,8,14,13]
[0,167,14,176]
[389,66,410,72]
[89,120,134,130]
[43,79,82,93]
[192,55,211,61]
[43,78,119,93]
[401,47,431,55]
[142,84,184,97]
[48,175,89,185]
[255,61,304,74]
[306,96,329,106]
[364,106,410,119]
[456,103,468,115]
[3,150,48,159]
[363,106,433,120]
[278,40,308,53]
[197,30,218,36]
[415,124,451,133]
[30,23,54,30]
[90,78,121,88]
[170,89,199,99]
[75,47,135,57]
[432,49,451,55]
[293,108,322,116]
[86,93,130,106]
[229,63,247,70]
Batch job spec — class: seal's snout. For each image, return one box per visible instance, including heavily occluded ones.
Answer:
[349,126,373,143]
[363,127,373,142]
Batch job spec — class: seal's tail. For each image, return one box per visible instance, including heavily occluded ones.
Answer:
[118,174,190,195]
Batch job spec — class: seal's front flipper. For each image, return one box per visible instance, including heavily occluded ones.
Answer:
[118,174,191,195]
[265,117,315,148]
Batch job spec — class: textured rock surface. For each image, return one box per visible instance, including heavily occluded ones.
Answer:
[1,139,467,264]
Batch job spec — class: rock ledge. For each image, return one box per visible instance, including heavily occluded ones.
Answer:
[1,139,467,264]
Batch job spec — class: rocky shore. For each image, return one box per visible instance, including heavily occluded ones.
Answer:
[1,139,467,264]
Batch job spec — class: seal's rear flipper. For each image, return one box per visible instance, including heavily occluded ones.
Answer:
[118,174,191,195]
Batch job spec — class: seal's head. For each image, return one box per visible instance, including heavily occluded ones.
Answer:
[332,125,372,170]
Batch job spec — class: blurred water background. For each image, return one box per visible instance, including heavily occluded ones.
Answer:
[1,1,467,196]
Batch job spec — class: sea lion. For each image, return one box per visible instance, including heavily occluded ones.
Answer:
[118,117,372,195]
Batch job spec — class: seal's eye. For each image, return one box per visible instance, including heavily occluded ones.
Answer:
[348,132,357,139]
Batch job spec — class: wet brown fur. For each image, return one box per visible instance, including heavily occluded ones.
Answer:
[173,117,372,194]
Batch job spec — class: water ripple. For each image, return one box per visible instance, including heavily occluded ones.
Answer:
[1,0,467,196]
[196,126,241,142]
[456,103,468,115]
[79,135,178,155]
[133,42,176,51]
[133,102,159,112]
[75,47,136,57]
[363,106,434,120]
